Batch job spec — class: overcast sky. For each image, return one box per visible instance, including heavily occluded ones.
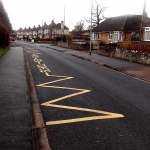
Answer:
[2,0,150,31]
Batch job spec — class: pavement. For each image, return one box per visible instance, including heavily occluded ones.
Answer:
[0,44,50,150]
[0,42,149,149]
[0,46,32,149]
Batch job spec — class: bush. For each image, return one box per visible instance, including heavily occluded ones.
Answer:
[55,37,61,42]
[118,42,150,53]
[66,34,73,42]
[129,32,140,41]
[0,24,9,47]
[84,35,90,41]
[62,35,66,42]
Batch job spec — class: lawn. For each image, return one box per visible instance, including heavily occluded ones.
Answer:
[0,47,10,58]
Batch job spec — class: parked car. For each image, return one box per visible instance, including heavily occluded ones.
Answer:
[9,37,15,41]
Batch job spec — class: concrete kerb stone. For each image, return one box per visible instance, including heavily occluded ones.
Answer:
[23,49,51,150]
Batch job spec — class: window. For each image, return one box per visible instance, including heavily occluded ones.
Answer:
[108,32,113,40]
[114,31,122,42]
[93,33,96,40]
[97,33,101,39]
[145,28,150,41]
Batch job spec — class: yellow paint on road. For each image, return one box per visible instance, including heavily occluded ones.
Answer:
[46,112,124,125]
[31,53,124,125]
[32,54,51,75]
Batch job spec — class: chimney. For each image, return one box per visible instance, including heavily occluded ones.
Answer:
[61,21,64,30]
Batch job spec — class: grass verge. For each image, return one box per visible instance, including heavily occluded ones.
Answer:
[0,47,10,58]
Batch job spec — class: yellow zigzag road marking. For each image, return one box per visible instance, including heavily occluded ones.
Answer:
[37,74,124,125]
[42,104,124,125]
[37,74,90,104]
[32,53,124,125]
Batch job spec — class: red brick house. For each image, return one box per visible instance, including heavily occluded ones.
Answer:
[92,15,150,44]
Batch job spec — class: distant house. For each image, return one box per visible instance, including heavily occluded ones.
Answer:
[37,25,43,39]
[32,26,38,38]
[16,27,24,39]
[43,22,49,39]
[50,20,69,38]
[92,15,150,44]
[16,21,69,40]
[28,26,33,39]
[23,27,28,37]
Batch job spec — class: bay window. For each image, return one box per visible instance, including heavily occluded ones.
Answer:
[114,31,122,42]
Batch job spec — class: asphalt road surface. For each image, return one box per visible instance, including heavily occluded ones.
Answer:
[19,42,150,150]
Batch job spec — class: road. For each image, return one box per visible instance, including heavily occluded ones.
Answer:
[19,41,150,150]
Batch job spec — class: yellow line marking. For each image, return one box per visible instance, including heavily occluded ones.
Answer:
[37,75,73,86]
[31,53,124,125]
[42,89,90,104]
[37,74,90,104]
[42,103,118,114]
[42,104,124,125]
[46,114,124,125]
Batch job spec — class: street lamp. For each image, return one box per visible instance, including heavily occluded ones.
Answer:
[89,0,93,55]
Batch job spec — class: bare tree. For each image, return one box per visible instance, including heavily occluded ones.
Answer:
[72,20,85,36]
[84,0,107,27]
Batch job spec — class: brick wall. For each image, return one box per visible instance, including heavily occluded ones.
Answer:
[98,47,150,65]
[57,41,89,50]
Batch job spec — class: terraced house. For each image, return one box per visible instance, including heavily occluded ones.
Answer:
[92,14,150,44]
[16,20,69,40]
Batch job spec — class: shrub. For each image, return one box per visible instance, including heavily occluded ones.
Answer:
[129,32,140,41]
[119,42,150,53]
[0,24,9,47]
[66,34,73,42]
[62,35,66,42]
[55,37,61,42]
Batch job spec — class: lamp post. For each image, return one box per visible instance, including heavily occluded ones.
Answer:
[89,0,93,55]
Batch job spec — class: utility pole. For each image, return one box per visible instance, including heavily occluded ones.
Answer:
[63,6,65,35]
[89,0,93,55]
[139,0,146,51]
[64,6,65,26]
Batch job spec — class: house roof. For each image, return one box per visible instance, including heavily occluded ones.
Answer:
[144,19,150,27]
[55,23,69,30]
[17,27,23,32]
[37,25,42,30]
[23,27,28,32]
[92,15,150,33]
[17,21,69,32]
[123,15,143,32]
[32,26,37,31]
[43,22,49,29]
